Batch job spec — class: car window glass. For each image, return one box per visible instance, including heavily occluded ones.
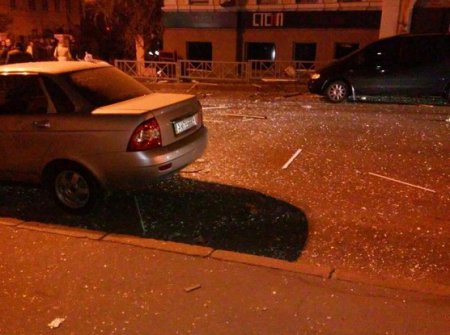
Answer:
[42,76,75,114]
[400,36,444,65]
[363,39,398,65]
[62,67,150,108]
[0,75,48,115]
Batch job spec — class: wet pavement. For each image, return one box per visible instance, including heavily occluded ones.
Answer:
[0,83,449,288]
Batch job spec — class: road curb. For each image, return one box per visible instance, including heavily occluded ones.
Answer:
[211,250,332,279]
[16,221,106,240]
[3,218,449,296]
[0,217,24,226]
[333,269,450,297]
[103,233,213,257]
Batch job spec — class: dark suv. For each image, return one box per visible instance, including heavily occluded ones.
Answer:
[308,33,450,103]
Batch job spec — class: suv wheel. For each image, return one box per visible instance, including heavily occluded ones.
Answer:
[325,81,349,103]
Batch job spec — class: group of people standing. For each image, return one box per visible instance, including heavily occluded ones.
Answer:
[0,35,77,65]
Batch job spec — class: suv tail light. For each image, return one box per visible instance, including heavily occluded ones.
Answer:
[127,118,162,152]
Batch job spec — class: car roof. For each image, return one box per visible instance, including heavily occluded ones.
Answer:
[0,61,112,75]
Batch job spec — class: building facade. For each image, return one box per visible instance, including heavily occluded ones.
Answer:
[162,0,450,63]
[0,0,81,41]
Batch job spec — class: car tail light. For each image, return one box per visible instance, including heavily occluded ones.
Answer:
[127,118,162,152]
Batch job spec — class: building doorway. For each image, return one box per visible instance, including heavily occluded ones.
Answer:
[410,0,450,33]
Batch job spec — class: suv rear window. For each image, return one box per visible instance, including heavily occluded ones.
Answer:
[62,67,150,108]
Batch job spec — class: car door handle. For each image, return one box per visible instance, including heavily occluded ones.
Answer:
[32,120,51,129]
[375,66,386,73]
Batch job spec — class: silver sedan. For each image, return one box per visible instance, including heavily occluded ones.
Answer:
[0,61,207,214]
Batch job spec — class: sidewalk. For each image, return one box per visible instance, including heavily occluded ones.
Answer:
[1,218,449,335]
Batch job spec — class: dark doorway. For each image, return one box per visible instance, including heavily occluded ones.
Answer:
[410,5,450,34]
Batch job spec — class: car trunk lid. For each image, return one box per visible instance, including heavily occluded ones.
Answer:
[92,93,203,147]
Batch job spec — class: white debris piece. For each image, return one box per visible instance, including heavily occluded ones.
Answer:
[368,172,436,193]
[221,113,267,119]
[184,284,202,293]
[282,149,302,170]
[202,106,229,110]
[134,196,147,234]
[48,317,66,329]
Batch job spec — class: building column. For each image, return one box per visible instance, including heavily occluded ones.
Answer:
[380,0,418,38]
[379,0,402,38]
[399,0,419,34]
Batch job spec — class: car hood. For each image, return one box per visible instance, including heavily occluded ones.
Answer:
[91,93,195,115]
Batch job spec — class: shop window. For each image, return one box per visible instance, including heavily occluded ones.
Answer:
[246,42,276,61]
[187,42,212,61]
[293,43,316,69]
[293,43,316,61]
[334,42,359,59]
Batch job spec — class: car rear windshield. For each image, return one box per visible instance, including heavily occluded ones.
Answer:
[62,67,151,107]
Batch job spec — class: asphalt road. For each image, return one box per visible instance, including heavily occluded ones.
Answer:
[0,83,448,289]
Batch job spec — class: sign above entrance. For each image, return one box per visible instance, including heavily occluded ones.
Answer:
[243,11,381,29]
[252,13,284,27]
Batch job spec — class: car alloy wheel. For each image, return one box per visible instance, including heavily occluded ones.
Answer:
[326,81,348,103]
[49,164,102,214]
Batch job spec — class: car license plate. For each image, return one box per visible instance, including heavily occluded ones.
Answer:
[173,114,199,135]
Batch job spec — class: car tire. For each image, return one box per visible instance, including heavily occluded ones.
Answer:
[47,163,103,215]
[325,81,349,103]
